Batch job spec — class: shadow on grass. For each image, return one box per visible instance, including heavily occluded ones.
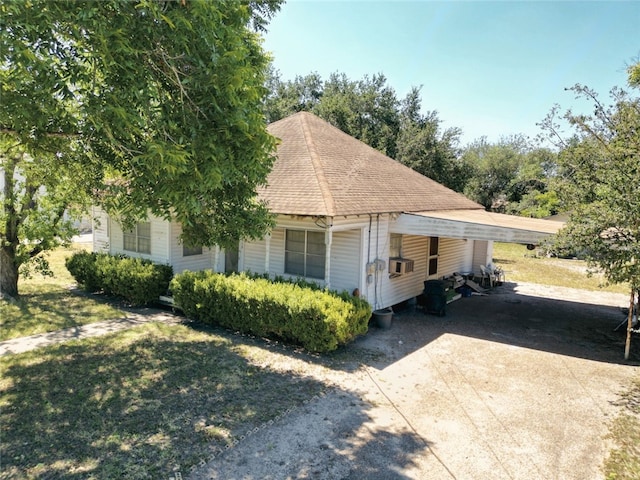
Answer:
[0,288,123,342]
[0,322,427,479]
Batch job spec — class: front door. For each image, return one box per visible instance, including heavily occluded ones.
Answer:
[427,236,439,279]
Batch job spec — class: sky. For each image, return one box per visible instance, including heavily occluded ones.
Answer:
[262,1,640,145]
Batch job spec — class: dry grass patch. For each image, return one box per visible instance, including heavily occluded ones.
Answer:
[0,243,123,341]
[493,242,629,294]
[605,377,640,479]
[0,322,327,479]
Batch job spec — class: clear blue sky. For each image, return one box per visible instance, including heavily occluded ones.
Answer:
[262,1,640,145]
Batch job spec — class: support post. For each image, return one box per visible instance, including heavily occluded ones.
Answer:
[624,289,636,360]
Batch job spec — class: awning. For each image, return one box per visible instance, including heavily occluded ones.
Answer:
[394,209,565,244]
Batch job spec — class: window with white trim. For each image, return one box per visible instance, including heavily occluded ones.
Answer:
[389,233,402,258]
[123,222,151,254]
[285,229,325,279]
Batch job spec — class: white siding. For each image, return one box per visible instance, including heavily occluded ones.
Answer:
[168,222,214,274]
[329,229,361,294]
[108,214,170,264]
[472,240,491,276]
[92,207,110,253]
[243,236,268,275]
[438,238,473,277]
[269,227,285,276]
[382,234,429,308]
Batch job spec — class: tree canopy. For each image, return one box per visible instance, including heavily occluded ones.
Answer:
[460,136,559,217]
[541,76,640,291]
[540,63,640,357]
[1,0,282,298]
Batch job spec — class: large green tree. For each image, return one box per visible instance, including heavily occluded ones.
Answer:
[541,64,640,357]
[395,86,468,191]
[0,0,281,298]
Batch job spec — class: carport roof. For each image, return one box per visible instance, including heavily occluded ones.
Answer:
[396,209,565,244]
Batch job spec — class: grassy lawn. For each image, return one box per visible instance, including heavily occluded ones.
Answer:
[0,243,123,342]
[0,322,327,479]
[492,242,630,294]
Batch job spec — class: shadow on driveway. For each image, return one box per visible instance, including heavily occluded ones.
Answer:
[354,282,640,370]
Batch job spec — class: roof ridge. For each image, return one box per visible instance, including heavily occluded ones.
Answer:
[300,113,336,217]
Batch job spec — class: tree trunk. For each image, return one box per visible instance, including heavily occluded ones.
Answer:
[0,246,19,299]
[624,288,636,360]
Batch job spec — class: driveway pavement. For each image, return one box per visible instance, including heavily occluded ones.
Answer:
[191,282,639,480]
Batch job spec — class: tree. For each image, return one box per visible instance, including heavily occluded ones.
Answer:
[461,136,525,210]
[1,0,282,299]
[395,87,468,191]
[541,64,640,358]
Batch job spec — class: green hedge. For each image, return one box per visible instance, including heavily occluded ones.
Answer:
[170,271,371,352]
[66,251,173,306]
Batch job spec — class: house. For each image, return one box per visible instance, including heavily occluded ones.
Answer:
[93,112,562,310]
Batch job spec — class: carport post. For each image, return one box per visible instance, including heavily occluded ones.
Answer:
[624,289,636,360]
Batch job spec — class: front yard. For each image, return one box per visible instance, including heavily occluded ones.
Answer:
[0,244,123,342]
[0,242,638,478]
[0,322,332,478]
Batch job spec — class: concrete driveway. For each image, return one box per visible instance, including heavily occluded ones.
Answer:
[192,282,639,480]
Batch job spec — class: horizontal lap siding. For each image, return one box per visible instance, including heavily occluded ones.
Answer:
[169,222,214,274]
[269,228,286,276]
[108,215,170,264]
[437,238,473,277]
[472,240,490,276]
[382,234,429,307]
[329,229,361,294]
[92,207,110,253]
[243,237,267,275]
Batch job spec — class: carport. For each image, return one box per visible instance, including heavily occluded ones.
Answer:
[396,209,564,245]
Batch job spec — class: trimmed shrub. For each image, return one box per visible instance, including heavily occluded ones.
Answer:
[66,252,173,306]
[64,251,102,293]
[170,271,371,352]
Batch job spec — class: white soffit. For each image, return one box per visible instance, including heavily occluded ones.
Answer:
[397,209,565,244]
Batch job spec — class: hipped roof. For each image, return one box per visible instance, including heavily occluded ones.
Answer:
[258,111,482,217]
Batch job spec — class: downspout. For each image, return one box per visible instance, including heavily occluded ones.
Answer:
[264,233,271,274]
[324,224,332,290]
[375,214,380,310]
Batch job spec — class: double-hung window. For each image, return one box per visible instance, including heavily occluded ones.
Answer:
[123,222,151,254]
[285,229,326,279]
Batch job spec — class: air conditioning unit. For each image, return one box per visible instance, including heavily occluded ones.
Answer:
[389,257,414,275]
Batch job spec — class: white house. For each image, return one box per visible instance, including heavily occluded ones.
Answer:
[93,112,562,310]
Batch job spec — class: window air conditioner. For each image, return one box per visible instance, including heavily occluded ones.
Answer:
[389,258,414,275]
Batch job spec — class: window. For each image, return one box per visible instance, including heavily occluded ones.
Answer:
[183,244,203,257]
[285,229,325,279]
[389,233,402,258]
[123,222,151,254]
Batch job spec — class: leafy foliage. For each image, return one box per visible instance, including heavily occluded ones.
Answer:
[170,270,371,352]
[66,251,173,306]
[1,0,282,297]
[540,65,640,291]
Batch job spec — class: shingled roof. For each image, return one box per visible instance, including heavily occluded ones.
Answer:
[258,111,482,217]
